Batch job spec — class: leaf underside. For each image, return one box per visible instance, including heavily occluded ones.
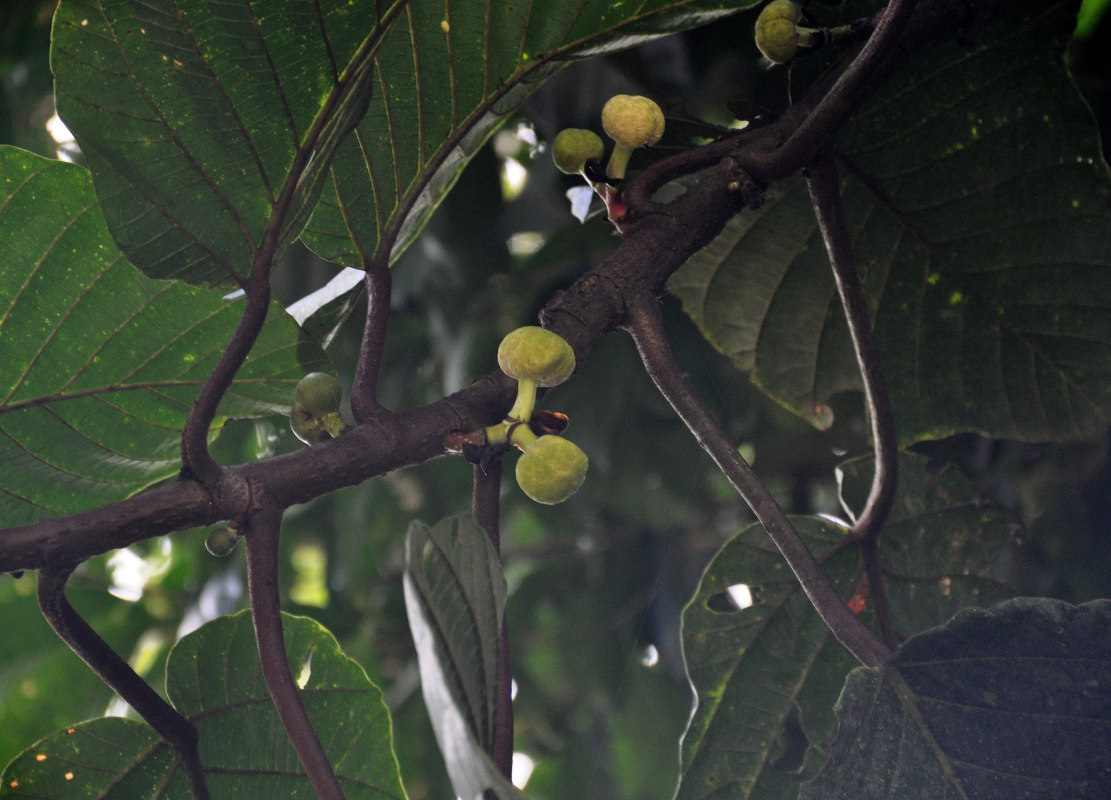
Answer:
[670,1,1111,444]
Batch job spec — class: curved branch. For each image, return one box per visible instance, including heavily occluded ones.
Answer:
[623,298,893,667]
[180,270,272,488]
[244,505,345,799]
[351,258,392,422]
[37,567,210,799]
[806,156,899,647]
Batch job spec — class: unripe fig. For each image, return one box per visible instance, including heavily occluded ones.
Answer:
[601,95,665,150]
[294,372,342,417]
[755,0,818,65]
[515,434,589,504]
[497,326,576,424]
[497,326,576,387]
[552,128,605,175]
[205,527,239,557]
[290,372,348,445]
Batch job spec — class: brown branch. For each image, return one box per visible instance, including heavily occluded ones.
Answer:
[806,156,899,648]
[351,258,392,422]
[179,269,271,488]
[472,459,513,779]
[623,298,893,667]
[37,567,210,799]
[244,505,345,799]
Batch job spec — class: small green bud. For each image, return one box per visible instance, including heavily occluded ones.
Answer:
[497,327,576,387]
[205,527,239,557]
[552,128,605,174]
[515,435,589,504]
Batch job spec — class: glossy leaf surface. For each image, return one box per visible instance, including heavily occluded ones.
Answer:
[0,611,406,797]
[0,148,327,525]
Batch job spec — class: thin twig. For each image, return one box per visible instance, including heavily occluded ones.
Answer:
[806,156,899,647]
[179,270,272,488]
[37,567,210,799]
[624,298,893,667]
[244,506,345,799]
[472,459,513,779]
[351,258,392,423]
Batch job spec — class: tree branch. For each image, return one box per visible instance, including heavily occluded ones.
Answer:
[472,459,513,779]
[623,298,893,667]
[351,258,392,423]
[179,269,272,488]
[806,156,899,648]
[244,505,345,799]
[37,567,210,799]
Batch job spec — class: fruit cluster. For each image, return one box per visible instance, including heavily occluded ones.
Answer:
[551,93,665,224]
[485,327,588,505]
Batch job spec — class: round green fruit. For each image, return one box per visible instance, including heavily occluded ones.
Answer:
[294,372,342,417]
[497,327,576,387]
[205,527,239,557]
[601,94,665,149]
[755,0,806,64]
[515,435,588,504]
[552,128,605,174]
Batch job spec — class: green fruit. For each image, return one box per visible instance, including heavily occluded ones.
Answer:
[552,128,605,175]
[289,406,325,445]
[205,527,239,557]
[497,327,576,387]
[755,0,809,64]
[294,372,342,417]
[601,94,665,150]
[515,435,589,504]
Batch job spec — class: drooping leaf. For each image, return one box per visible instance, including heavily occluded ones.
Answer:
[677,518,862,800]
[403,514,522,800]
[800,597,1111,799]
[0,148,328,525]
[670,1,1111,443]
[301,0,764,268]
[51,0,390,286]
[677,454,1019,800]
[0,611,406,798]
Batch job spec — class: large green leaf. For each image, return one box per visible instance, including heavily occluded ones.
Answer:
[670,2,1111,444]
[0,611,406,798]
[677,454,1018,800]
[51,0,389,286]
[800,598,1111,799]
[0,148,327,525]
[300,0,762,267]
[403,514,524,800]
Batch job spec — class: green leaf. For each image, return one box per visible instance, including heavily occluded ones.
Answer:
[0,148,327,525]
[800,598,1111,799]
[301,0,763,268]
[838,452,1018,634]
[51,0,389,286]
[0,610,407,798]
[678,518,862,800]
[678,454,1019,800]
[670,2,1111,443]
[403,514,522,800]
